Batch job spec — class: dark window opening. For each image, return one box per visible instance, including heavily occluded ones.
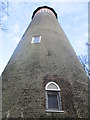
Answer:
[46,91,61,110]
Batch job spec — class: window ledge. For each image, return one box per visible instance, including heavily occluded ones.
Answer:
[45,110,64,113]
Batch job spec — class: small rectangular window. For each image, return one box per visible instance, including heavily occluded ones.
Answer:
[31,36,41,44]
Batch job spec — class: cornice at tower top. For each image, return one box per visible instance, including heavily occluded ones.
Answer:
[32,6,58,19]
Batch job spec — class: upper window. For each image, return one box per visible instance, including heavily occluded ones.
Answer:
[31,36,41,44]
[45,82,63,112]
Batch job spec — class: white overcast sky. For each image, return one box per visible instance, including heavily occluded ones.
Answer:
[0,0,89,75]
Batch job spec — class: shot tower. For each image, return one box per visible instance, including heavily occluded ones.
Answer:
[2,6,88,119]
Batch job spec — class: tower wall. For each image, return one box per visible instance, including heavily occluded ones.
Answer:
[2,7,88,118]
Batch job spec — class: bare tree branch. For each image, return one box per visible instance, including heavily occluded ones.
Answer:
[78,55,90,77]
[0,0,9,30]
[86,42,90,46]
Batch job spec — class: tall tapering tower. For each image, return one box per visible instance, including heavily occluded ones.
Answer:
[2,6,88,119]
